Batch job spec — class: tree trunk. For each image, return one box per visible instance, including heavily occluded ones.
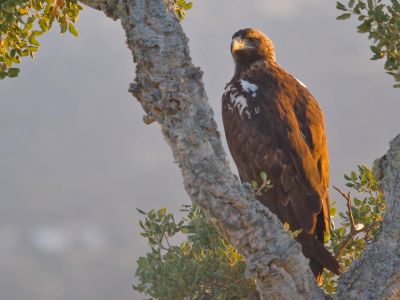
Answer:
[78,0,400,299]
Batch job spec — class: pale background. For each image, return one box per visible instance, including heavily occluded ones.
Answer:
[0,1,399,299]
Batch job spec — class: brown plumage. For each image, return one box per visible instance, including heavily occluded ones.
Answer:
[222,28,339,280]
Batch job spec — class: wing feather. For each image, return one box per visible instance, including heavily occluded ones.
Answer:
[254,66,330,234]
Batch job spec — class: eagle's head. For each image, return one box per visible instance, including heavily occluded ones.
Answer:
[231,28,276,67]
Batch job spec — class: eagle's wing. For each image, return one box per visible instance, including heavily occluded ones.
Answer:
[261,67,330,235]
[258,67,338,277]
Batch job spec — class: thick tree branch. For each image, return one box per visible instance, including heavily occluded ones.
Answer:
[335,134,400,300]
[78,0,323,298]
[72,0,400,298]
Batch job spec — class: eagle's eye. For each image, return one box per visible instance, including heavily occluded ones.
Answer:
[247,37,258,45]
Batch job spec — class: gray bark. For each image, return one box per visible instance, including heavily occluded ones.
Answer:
[77,0,400,299]
[78,0,322,298]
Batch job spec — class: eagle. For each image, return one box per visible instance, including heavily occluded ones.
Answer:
[222,28,340,280]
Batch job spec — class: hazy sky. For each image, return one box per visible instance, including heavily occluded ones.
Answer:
[0,1,399,299]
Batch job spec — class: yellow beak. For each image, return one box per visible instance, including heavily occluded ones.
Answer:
[231,37,249,52]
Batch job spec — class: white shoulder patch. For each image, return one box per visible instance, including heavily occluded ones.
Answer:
[295,77,307,88]
[240,79,258,97]
[223,81,258,119]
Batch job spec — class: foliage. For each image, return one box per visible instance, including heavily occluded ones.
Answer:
[0,0,82,79]
[336,0,400,87]
[0,0,192,79]
[133,205,259,300]
[173,0,193,21]
[135,166,385,298]
[251,171,273,196]
[321,164,386,295]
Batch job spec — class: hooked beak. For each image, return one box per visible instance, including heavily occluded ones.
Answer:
[231,37,250,52]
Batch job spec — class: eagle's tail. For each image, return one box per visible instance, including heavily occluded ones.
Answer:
[296,232,340,281]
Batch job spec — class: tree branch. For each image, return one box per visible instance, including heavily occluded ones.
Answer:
[333,186,356,232]
[71,1,400,299]
[78,0,323,298]
[332,186,362,260]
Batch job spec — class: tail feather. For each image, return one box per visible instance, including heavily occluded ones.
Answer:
[297,232,340,279]
[309,259,324,284]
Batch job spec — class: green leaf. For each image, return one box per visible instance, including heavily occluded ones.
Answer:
[139,220,144,229]
[44,3,52,14]
[68,23,78,37]
[251,180,258,189]
[291,229,302,238]
[183,2,193,10]
[357,21,371,33]
[370,45,381,54]
[260,171,267,182]
[337,13,352,20]
[338,226,346,237]
[157,208,167,218]
[336,2,348,11]
[38,19,49,32]
[283,222,290,230]
[7,68,20,77]
[175,8,184,20]
[330,207,337,217]
[25,21,34,30]
[26,15,36,25]
[136,208,146,215]
[60,22,68,34]
[28,33,40,47]
[27,46,39,52]
[180,226,191,234]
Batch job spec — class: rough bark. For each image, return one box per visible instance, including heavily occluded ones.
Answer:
[79,0,323,298]
[334,133,400,300]
[77,0,400,299]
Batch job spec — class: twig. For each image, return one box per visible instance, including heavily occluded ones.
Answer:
[363,221,377,243]
[164,234,171,248]
[333,186,356,232]
[333,186,363,259]
[334,231,356,259]
[255,181,272,196]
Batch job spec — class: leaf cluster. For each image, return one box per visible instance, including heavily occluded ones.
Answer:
[135,165,385,298]
[251,171,273,196]
[133,205,259,300]
[0,0,82,79]
[173,0,193,21]
[321,164,385,295]
[337,0,400,87]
